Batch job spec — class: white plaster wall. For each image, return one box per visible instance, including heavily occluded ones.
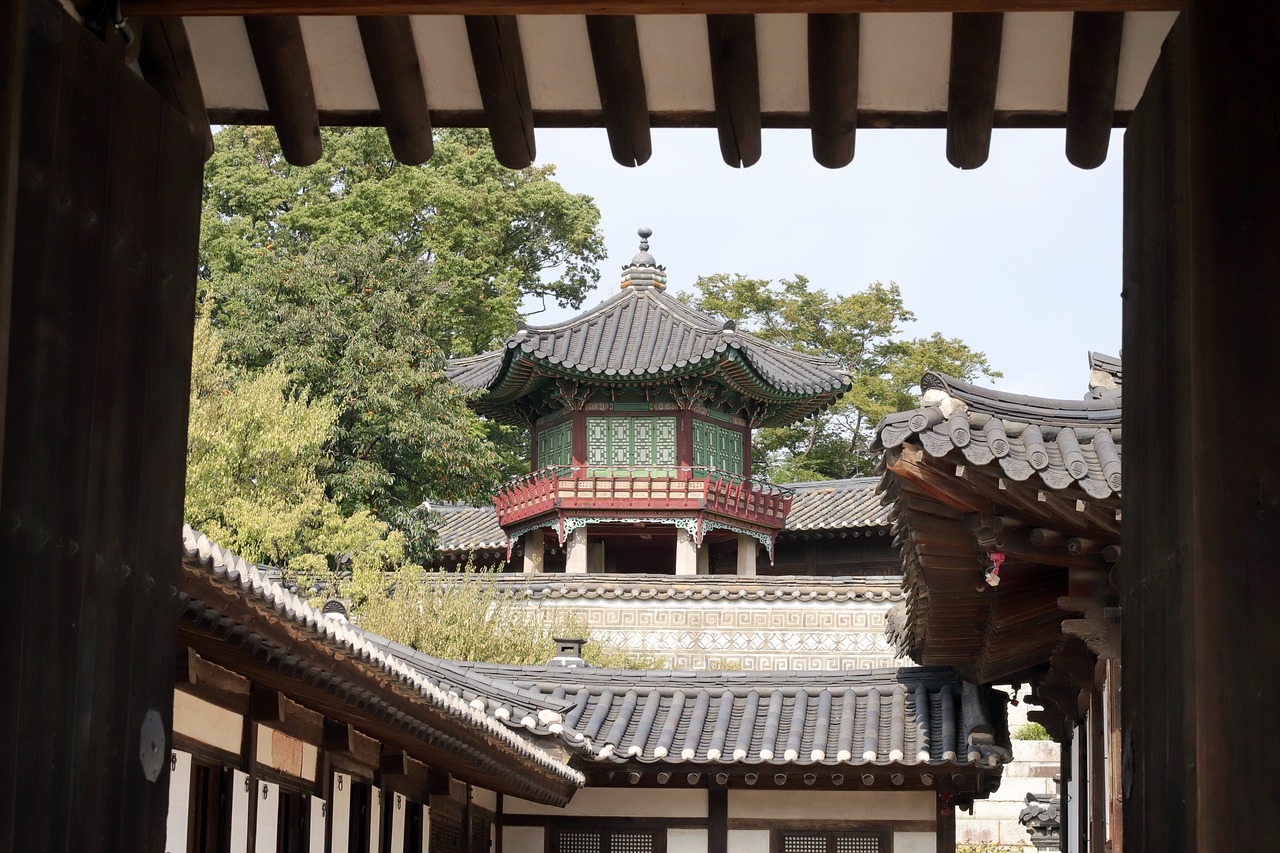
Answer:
[728,791,934,822]
[668,828,707,853]
[727,830,770,853]
[893,832,935,853]
[506,789,708,818]
[173,690,241,755]
[473,788,497,811]
[504,826,544,853]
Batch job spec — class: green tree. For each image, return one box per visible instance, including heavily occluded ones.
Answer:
[185,312,407,576]
[686,275,1000,481]
[201,127,605,548]
[338,565,660,669]
[212,240,509,553]
[201,126,605,357]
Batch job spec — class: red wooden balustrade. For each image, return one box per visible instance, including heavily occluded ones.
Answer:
[492,466,793,529]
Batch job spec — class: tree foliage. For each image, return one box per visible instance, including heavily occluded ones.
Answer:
[201,126,605,357]
[338,566,659,669]
[199,127,606,550]
[686,275,1000,481]
[185,312,408,575]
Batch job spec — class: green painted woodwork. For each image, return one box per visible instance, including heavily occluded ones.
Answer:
[693,419,744,474]
[585,416,678,467]
[537,420,573,467]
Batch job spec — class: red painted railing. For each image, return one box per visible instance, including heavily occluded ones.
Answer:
[492,466,794,528]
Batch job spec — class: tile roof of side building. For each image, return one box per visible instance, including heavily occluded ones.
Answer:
[356,631,1011,775]
[874,368,1122,500]
[432,477,891,555]
[179,524,586,798]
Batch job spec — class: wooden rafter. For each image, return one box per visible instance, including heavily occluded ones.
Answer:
[946,11,1003,169]
[585,15,651,167]
[122,1,1184,17]
[807,13,859,169]
[465,14,535,169]
[243,15,322,166]
[1065,11,1124,168]
[706,14,761,168]
[357,15,434,165]
[137,16,213,160]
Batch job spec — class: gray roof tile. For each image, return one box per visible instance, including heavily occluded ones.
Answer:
[371,651,1011,769]
[446,286,851,406]
[874,369,1122,499]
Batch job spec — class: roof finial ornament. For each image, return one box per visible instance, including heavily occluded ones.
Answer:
[621,226,667,290]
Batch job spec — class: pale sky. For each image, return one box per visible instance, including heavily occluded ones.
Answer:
[530,126,1125,400]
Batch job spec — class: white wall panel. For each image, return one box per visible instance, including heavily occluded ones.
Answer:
[370,785,383,853]
[308,796,328,853]
[165,751,193,853]
[668,828,707,853]
[505,826,544,853]
[727,830,769,853]
[255,780,280,853]
[389,791,408,853]
[229,770,252,853]
[728,790,934,821]
[331,773,353,853]
[894,832,936,853]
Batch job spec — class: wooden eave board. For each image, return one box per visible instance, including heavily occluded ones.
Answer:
[180,11,1177,128]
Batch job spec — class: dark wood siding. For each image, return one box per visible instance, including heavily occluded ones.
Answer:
[0,2,203,850]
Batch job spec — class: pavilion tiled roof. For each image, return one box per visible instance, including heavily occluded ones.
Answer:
[445,284,851,427]
[875,370,1122,500]
[356,639,1010,772]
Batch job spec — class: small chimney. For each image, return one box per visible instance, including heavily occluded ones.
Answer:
[548,637,588,668]
[322,599,350,623]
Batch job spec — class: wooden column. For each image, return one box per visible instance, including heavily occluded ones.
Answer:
[675,527,698,576]
[522,529,543,574]
[565,527,588,574]
[0,2,203,850]
[735,534,757,576]
[1122,7,1280,852]
[935,792,955,853]
[708,784,727,853]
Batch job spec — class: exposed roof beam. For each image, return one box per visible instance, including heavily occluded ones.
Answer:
[465,14,535,169]
[137,16,213,160]
[123,2,1183,17]
[585,15,651,167]
[807,13,859,169]
[357,15,434,165]
[243,16,322,166]
[1065,11,1124,168]
[945,11,1003,169]
[706,13,761,168]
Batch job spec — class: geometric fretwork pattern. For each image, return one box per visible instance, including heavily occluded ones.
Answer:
[780,832,883,853]
[530,598,908,671]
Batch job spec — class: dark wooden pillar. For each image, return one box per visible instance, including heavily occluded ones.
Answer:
[0,2,204,851]
[708,783,727,853]
[935,792,955,853]
[1122,6,1280,852]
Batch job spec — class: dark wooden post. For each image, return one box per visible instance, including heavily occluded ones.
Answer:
[0,2,203,851]
[1122,6,1280,851]
[935,792,955,853]
[708,782,727,853]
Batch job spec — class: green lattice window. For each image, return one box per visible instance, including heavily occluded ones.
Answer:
[693,419,744,474]
[537,420,573,467]
[585,417,677,468]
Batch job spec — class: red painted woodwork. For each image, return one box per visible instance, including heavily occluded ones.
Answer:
[492,466,792,529]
